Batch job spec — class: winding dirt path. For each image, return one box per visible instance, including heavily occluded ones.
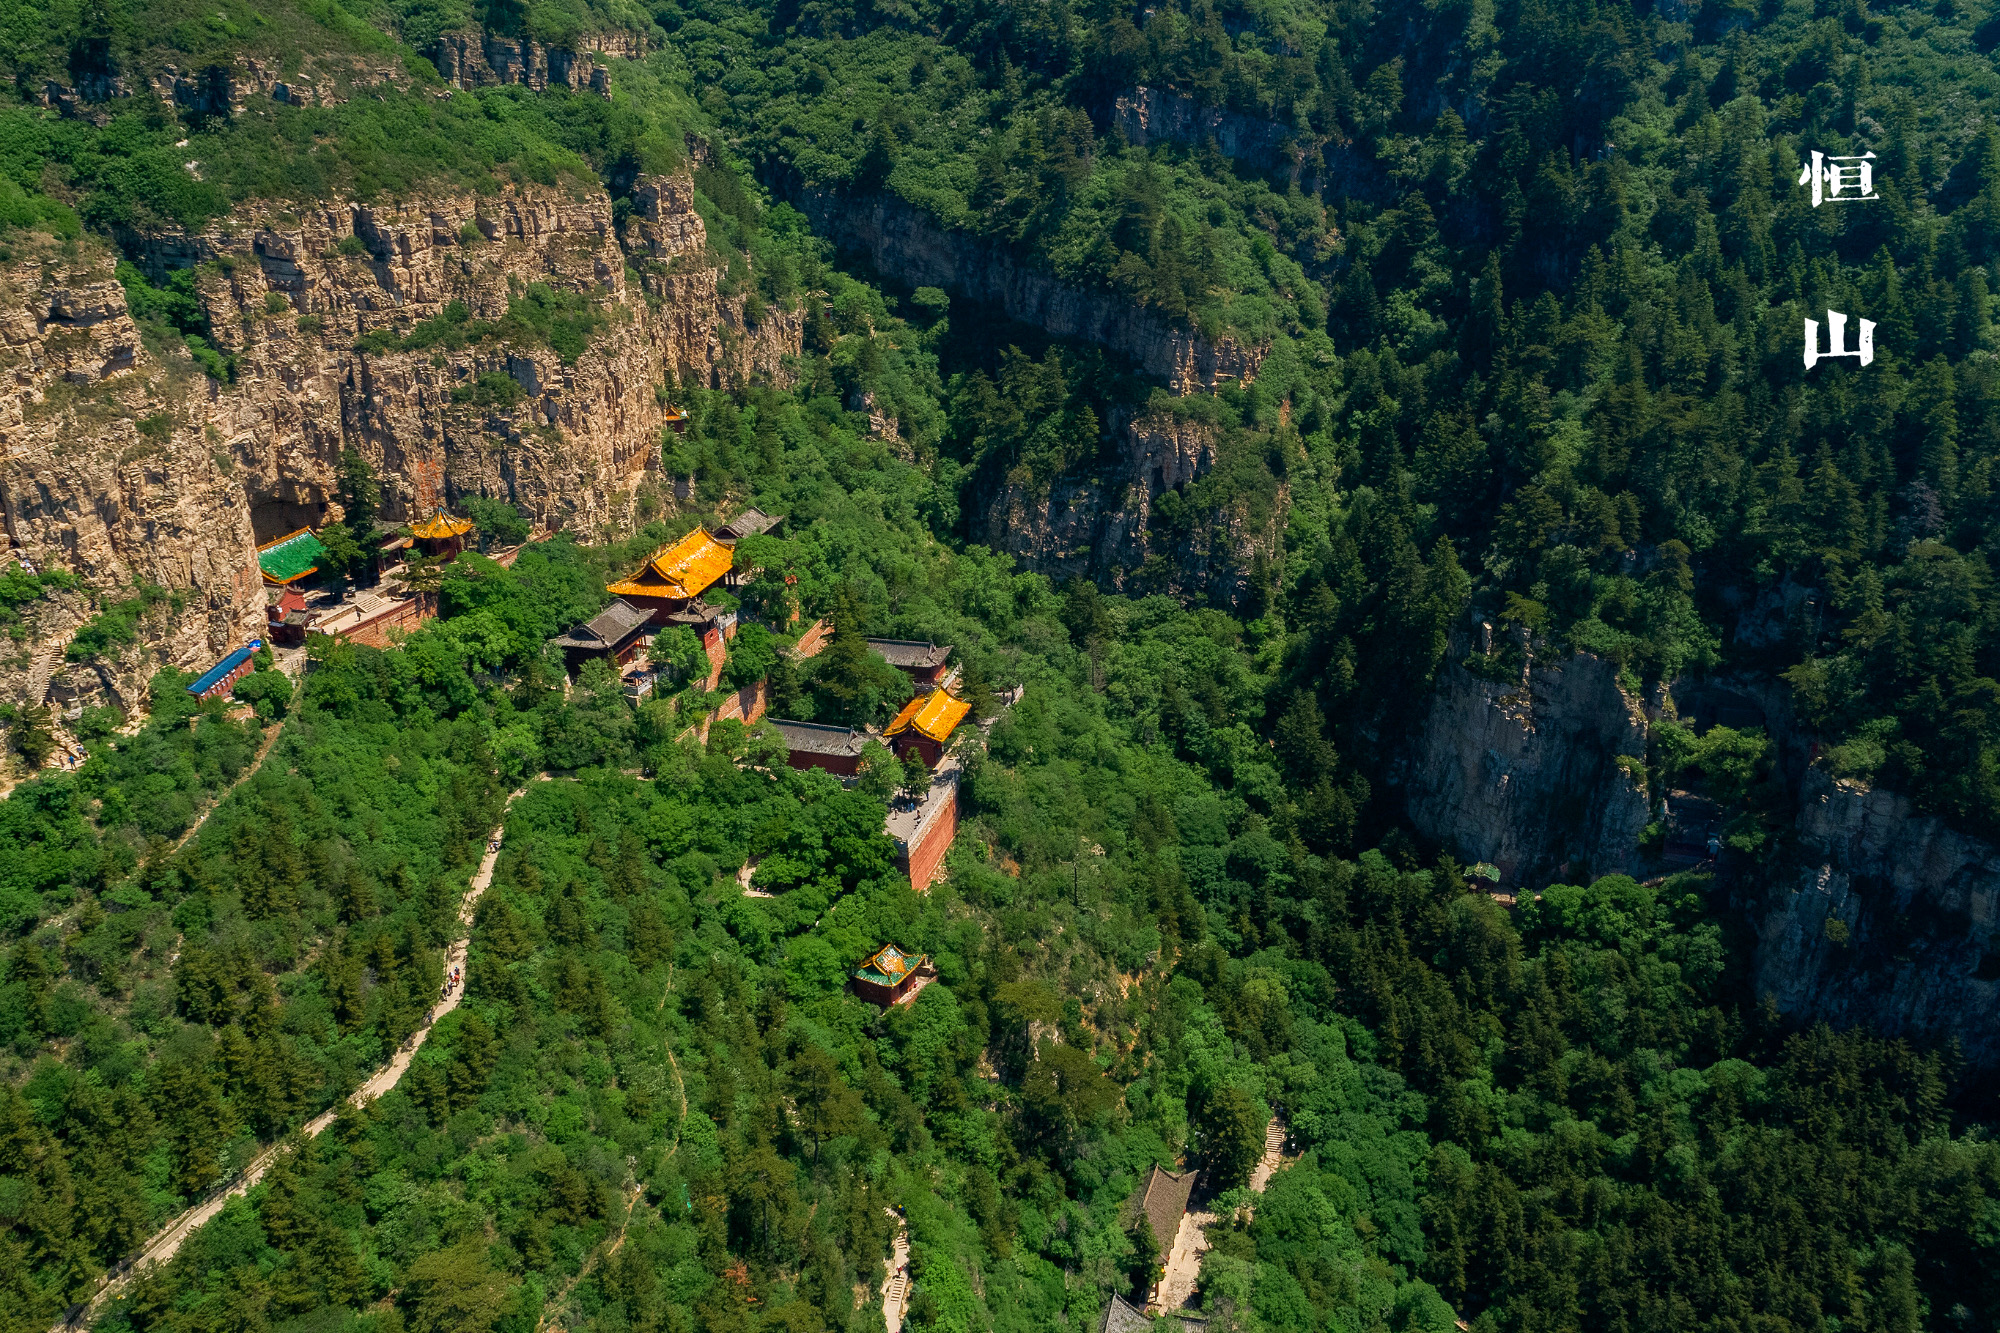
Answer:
[171,720,287,854]
[537,959,691,1332]
[55,783,533,1330]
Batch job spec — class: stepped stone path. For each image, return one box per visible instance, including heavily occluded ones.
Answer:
[1248,1115,1289,1193]
[1153,1116,1292,1316]
[883,1209,912,1333]
[55,783,535,1330]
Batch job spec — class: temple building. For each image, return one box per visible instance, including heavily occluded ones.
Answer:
[257,529,329,586]
[607,526,733,619]
[266,587,316,646]
[885,688,971,768]
[411,511,475,559]
[714,507,784,543]
[187,646,257,701]
[851,944,936,1007]
[551,598,653,674]
[867,638,953,686]
[768,718,870,776]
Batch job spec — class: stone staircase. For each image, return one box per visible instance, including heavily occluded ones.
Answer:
[1264,1118,1287,1158]
[23,638,62,709]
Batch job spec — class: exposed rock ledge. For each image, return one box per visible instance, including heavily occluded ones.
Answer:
[1755,770,2000,1066]
[1113,86,1328,186]
[975,412,1278,608]
[782,185,1264,394]
[1392,623,2000,1064]
[1394,631,1651,886]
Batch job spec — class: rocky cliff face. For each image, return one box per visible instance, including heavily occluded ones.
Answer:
[427,30,648,95]
[784,187,1264,394]
[1754,770,2000,1065]
[1392,625,2000,1063]
[0,172,798,730]
[1394,630,1652,886]
[1112,87,1325,186]
[975,412,1276,607]
[0,234,265,716]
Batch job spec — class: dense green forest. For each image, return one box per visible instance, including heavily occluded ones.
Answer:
[4,0,2000,1330]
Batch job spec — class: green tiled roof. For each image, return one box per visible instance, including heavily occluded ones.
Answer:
[258,529,330,584]
[855,944,918,985]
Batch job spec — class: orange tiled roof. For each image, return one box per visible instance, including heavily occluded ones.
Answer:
[607,527,731,601]
[411,512,474,540]
[886,689,971,744]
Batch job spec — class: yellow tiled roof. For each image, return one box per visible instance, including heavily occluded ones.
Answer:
[411,512,474,540]
[886,689,971,744]
[607,527,731,600]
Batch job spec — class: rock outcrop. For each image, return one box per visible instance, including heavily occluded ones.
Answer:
[0,172,799,734]
[0,235,266,713]
[1394,630,1652,886]
[427,30,648,95]
[783,187,1264,394]
[1390,625,2000,1063]
[1113,86,1326,185]
[1754,770,2000,1065]
[975,411,1276,607]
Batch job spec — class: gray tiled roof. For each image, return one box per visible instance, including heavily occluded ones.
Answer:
[769,719,867,757]
[1101,1294,1152,1333]
[1134,1165,1196,1259]
[554,598,651,649]
[867,638,951,669]
[715,507,784,541]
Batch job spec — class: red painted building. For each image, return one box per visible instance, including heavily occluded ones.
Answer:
[770,719,868,776]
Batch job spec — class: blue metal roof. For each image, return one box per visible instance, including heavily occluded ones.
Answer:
[187,646,255,696]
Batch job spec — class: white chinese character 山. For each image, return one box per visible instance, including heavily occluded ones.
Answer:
[1798,151,1879,207]
[1804,310,1875,369]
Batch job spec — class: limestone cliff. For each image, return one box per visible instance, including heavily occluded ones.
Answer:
[1112,86,1327,186]
[0,172,799,736]
[0,233,263,717]
[974,411,1278,608]
[1391,624,2000,1063]
[427,30,650,95]
[1394,628,1652,886]
[1754,769,2000,1065]
[782,186,1264,394]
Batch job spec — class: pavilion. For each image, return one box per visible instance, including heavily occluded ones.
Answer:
[411,511,475,558]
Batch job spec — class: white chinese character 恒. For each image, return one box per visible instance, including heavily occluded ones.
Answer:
[1798,151,1878,207]
[1804,310,1875,369]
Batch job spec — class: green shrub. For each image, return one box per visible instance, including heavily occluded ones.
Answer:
[451,372,527,408]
